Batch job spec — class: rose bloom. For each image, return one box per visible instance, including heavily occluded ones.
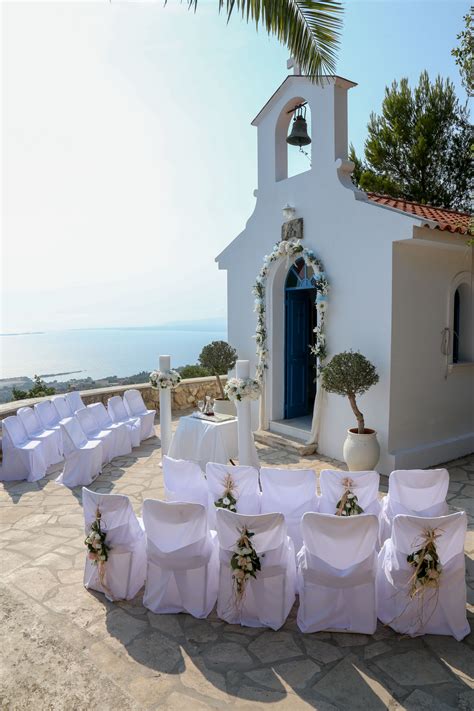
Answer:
[233,569,245,580]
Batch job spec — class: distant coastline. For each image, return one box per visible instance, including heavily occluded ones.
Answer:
[0,331,45,337]
[0,317,226,338]
[0,321,228,403]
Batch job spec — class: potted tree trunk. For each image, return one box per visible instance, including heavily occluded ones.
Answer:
[198,340,238,416]
[322,350,380,470]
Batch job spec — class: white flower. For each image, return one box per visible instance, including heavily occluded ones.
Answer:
[222,497,230,506]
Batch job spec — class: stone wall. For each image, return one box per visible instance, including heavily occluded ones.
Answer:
[0,376,226,426]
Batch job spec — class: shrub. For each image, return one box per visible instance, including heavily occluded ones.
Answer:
[12,375,56,401]
[178,364,211,379]
[198,341,238,399]
[322,351,379,433]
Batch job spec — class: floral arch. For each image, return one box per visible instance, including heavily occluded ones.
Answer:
[252,238,329,445]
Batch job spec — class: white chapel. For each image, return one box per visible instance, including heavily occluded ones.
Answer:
[216,64,473,474]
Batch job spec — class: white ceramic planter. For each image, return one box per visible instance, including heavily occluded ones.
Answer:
[343,428,380,471]
[213,398,237,417]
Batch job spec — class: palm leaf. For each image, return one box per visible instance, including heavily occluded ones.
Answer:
[184,1,343,78]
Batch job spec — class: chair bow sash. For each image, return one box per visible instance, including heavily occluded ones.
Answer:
[147,537,212,571]
[300,547,377,588]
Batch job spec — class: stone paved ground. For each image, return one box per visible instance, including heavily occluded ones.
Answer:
[1,414,473,710]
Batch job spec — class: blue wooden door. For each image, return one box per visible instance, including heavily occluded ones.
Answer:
[285,290,312,419]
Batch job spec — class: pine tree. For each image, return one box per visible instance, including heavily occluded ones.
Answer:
[350,71,472,212]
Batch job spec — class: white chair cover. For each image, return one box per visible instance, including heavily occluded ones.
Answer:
[216,509,296,630]
[377,512,469,640]
[107,396,141,448]
[76,408,115,465]
[87,402,132,457]
[34,400,65,455]
[319,469,381,517]
[17,406,62,467]
[142,499,219,618]
[1,416,47,482]
[380,469,449,544]
[260,467,318,553]
[82,488,146,601]
[52,395,73,420]
[297,512,379,634]
[123,389,156,441]
[163,455,208,507]
[65,391,86,414]
[57,417,103,488]
[206,462,261,530]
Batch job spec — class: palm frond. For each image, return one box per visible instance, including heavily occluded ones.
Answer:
[184,1,343,78]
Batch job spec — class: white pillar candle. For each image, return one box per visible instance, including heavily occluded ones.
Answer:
[235,359,258,466]
[159,355,172,458]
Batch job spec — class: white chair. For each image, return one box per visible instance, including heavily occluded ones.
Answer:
[163,455,208,507]
[1,416,47,482]
[142,499,219,618]
[52,395,74,420]
[297,512,379,634]
[216,509,296,630]
[206,462,261,529]
[57,417,103,488]
[377,512,469,640]
[260,467,318,553]
[380,469,449,544]
[123,389,156,441]
[82,488,146,602]
[319,469,381,517]
[87,402,132,457]
[35,400,66,455]
[107,396,141,448]
[76,408,115,465]
[17,406,62,467]
[65,391,85,414]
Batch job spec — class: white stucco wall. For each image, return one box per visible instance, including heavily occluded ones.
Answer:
[216,74,465,474]
[389,231,474,468]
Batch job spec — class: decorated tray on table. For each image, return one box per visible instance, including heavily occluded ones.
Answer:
[191,412,236,423]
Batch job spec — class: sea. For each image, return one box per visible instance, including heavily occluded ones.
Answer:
[0,326,227,382]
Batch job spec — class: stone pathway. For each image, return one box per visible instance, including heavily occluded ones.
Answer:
[0,415,473,710]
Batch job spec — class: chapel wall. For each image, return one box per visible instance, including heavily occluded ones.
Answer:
[388,236,474,467]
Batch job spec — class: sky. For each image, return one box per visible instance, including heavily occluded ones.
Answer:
[1,0,470,334]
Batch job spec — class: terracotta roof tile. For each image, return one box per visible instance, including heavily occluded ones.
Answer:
[367,193,472,235]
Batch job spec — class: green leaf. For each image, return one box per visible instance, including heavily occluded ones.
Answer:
[180,1,342,79]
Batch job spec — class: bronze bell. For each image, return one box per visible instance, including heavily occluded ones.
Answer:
[287,111,311,147]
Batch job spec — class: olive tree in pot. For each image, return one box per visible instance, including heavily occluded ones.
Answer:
[322,350,380,470]
[199,340,238,416]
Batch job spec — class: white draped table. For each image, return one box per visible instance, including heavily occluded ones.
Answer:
[168,415,238,470]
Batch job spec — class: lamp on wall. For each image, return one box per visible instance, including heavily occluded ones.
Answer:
[282,204,296,221]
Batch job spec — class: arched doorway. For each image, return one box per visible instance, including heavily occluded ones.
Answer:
[284,258,317,419]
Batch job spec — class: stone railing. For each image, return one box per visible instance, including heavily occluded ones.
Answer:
[0,375,226,427]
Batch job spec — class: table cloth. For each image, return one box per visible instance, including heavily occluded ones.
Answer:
[168,415,238,470]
